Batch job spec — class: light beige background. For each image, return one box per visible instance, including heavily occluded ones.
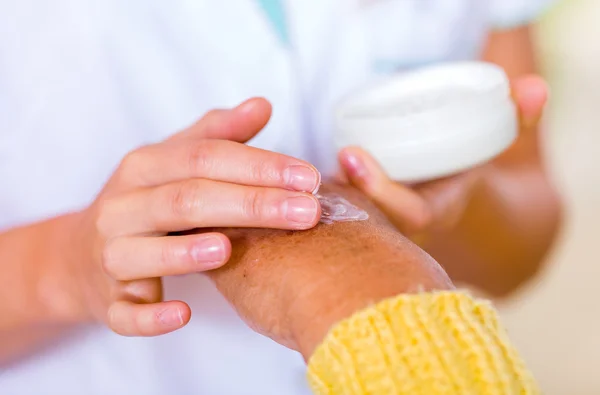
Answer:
[497,0,600,393]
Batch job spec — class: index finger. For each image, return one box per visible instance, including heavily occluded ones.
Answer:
[117,139,321,193]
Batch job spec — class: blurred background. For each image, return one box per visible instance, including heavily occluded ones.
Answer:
[498,0,600,393]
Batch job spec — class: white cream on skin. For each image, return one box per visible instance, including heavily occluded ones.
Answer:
[317,193,369,224]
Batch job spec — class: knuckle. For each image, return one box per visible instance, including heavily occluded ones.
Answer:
[118,148,148,179]
[101,238,121,279]
[203,109,223,121]
[242,189,268,222]
[94,199,116,238]
[119,147,146,172]
[169,181,202,219]
[199,109,228,137]
[187,140,212,175]
[159,242,178,270]
[250,160,281,184]
[107,304,119,330]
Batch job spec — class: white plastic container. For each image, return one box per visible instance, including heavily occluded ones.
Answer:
[334,61,518,183]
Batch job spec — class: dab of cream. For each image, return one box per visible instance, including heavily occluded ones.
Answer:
[317,193,369,224]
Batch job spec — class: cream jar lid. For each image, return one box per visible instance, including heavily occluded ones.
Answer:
[334,61,517,183]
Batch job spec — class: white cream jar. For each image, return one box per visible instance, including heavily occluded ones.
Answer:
[334,62,517,183]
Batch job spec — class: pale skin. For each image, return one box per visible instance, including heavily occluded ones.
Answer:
[0,27,561,365]
[0,99,324,364]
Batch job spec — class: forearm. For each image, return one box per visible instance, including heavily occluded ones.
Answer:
[204,183,539,394]
[0,214,83,365]
[425,161,561,296]
[425,26,562,296]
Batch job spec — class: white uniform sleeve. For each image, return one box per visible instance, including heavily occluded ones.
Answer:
[489,0,559,29]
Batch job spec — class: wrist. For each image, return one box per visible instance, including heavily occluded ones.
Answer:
[288,282,373,360]
[287,259,455,360]
[36,212,92,325]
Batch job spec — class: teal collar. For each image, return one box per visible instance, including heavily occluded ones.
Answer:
[256,0,289,44]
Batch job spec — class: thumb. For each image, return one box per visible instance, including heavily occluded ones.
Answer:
[512,75,548,130]
[170,97,273,142]
[338,146,431,233]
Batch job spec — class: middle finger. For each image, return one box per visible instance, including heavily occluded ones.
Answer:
[118,139,321,193]
[101,179,322,236]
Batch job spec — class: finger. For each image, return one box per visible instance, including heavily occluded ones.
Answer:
[413,170,481,230]
[100,180,322,236]
[511,75,549,130]
[118,139,320,192]
[108,300,191,337]
[169,97,272,143]
[102,233,231,281]
[339,147,431,233]
[117,278,163,305]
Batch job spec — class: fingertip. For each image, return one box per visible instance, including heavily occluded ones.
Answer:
[236,97,273,123]
[306,194,323,229]
[108,301,191,337]
[192,232,232,270]
[516,75,548,94]
[513,75,549,115]
[341,146,383,171]
[168,300,192,327]
[312,166,322,195]
[283,193,322,230]
[153,301,192,334]
[313,194,323,224]
[214,232,233,258]
[338,146,387,191]
[338,146,367,179]
[230,98,273,142]
[338,145,362,159]
[282,164,322,194]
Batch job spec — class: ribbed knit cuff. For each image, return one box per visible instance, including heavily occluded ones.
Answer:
[307,291,539,395]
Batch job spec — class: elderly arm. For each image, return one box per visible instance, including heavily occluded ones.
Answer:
[204,183,540,394]
[206,183,452,355]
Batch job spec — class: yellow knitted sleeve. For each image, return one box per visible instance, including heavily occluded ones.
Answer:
[307,291,539,395]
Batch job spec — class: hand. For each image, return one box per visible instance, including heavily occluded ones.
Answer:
[338,75,549,239]
[67,98,322,337]
[204,183,453,359]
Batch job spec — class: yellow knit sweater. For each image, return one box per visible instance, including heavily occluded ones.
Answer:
[307,292,539,394]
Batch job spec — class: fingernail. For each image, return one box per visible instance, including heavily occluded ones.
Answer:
[158,307,184,327]
[284,165,321,193]
[283,196,319,226]
[342,152,368,179]
[190,236,226,268]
